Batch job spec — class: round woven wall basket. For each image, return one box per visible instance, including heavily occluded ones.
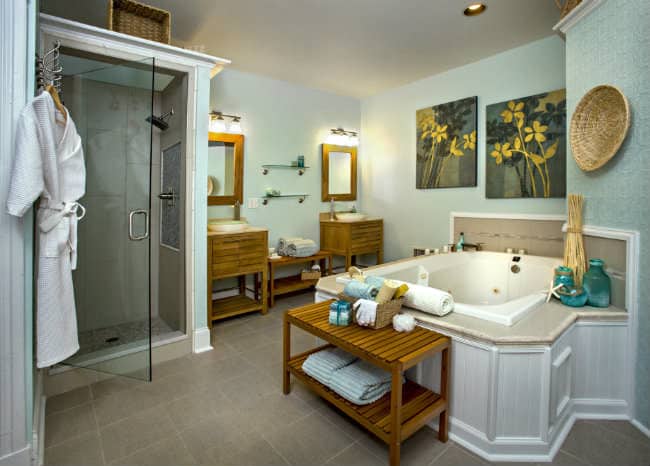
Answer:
[570,85,630,172]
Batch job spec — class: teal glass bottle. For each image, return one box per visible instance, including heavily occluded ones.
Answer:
[582,259,611,307]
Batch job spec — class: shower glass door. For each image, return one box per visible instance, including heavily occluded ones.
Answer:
[60,53,155,381]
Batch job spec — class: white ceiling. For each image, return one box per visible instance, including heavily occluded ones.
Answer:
[41,0,561,98]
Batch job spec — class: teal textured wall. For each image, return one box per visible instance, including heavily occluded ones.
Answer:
[566,0,650,426]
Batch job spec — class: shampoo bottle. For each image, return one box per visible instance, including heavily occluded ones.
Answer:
[456,232,465,252]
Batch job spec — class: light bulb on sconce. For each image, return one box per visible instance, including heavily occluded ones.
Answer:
[209,114,227,132]
[229,117,242,134]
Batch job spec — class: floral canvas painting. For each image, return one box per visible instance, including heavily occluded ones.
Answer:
[486,89,567,198]
[416,96,477,189]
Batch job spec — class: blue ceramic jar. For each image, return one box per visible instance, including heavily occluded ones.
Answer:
[582,259,611,308]
[553,266,574,289]
[558,286,589,307]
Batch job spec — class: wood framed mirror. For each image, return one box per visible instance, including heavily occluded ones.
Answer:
[321,144,357,201]
[207,132,244,206]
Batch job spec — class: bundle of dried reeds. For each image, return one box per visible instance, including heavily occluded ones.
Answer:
[564,194,587,286]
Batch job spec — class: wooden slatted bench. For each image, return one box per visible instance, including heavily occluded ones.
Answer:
[283,300,450,466]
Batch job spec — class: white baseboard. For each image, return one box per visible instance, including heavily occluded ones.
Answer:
[193,327,213,353]
[441,398,631,463]
[31,370,45,466]
[0,446,31,466]
[631,419,650,438]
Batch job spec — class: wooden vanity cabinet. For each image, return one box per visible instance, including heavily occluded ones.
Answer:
[320,215,383,271]
[208,228,268,327]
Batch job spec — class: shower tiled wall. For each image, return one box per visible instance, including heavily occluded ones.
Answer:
[66,77,160,333]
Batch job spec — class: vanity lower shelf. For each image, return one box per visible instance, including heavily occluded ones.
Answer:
[211,294,265,320]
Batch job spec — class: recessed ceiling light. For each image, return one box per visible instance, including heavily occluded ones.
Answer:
[464,3,487,16]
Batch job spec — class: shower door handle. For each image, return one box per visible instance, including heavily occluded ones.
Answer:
[128,209,149,241]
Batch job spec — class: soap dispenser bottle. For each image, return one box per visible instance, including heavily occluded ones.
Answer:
[456,232,465,252]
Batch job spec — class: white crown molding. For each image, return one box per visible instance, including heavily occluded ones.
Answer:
[39,13,230,70]
[553,0,606,35]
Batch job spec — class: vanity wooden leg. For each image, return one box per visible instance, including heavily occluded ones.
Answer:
[377,249,384,265]
[438,346,450,442]
[269,263,275,308]
[261,266,269,314]
[283,316,291,394]
[389,364,403,466]
[345,255,352,272]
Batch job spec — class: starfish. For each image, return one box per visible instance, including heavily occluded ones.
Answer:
[546,280,564,303]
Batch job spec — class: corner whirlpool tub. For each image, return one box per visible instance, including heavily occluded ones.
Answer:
[337,251,562,326]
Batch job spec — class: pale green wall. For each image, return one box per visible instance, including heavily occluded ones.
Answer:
[208,69,361,249]
[194,68,211,330]
[566,0,650,427]
[360,36,567,261]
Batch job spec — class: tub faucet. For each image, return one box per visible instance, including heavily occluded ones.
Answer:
[329,197,336,220]
[462,242,483,251]
[233,200,241,220]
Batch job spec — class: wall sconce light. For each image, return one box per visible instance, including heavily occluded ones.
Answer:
[325,127,359,147]
[209,111,243,134]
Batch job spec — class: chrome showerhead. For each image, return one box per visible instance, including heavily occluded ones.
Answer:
[146,107,174,131]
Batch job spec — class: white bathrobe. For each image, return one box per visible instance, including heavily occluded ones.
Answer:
[7,91,85,368]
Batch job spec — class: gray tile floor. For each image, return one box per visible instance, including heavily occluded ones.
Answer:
[45,291,650,465]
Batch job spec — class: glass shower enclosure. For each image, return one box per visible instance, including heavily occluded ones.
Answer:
[58,50,186,381]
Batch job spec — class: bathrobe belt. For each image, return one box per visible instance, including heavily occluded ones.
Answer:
[38,198,86,269]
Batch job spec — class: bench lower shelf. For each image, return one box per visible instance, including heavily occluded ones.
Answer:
[288,350,445,444]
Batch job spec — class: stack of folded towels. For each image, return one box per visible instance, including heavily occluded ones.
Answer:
[302,348,401,405]
[277,237,319,258]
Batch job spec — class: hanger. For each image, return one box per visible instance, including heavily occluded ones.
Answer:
[45,84,67,124]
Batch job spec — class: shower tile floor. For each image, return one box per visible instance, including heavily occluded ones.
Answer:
[45,291,650,465]
[76,317,174,357]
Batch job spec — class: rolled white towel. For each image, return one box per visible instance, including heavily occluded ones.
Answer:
[403,284,454,316]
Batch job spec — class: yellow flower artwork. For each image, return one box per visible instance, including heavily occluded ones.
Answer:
[416,96,477,189]
[486,89,567,199]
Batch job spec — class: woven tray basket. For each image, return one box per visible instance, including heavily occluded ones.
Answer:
[338,294,403,330]
[107,0,171,44]
[570,85,630,172]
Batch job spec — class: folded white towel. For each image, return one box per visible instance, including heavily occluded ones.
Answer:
[277,237,302,255]
[353,299,377,327]
[403,284,454,316]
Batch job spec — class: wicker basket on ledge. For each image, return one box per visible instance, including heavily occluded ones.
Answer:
[338,294,403,330]
[107,0,171,44]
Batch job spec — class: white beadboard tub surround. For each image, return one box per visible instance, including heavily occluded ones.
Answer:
[316,284,629,461]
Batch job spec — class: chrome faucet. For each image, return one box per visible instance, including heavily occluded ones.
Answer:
[461,242,483,251]
[234,200,241,220]
[329,197,336,220]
